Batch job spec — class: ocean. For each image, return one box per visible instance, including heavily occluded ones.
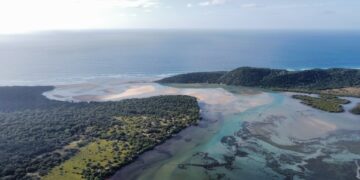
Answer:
[0,30,360,85]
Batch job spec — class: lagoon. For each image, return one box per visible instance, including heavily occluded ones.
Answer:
[45,77,360,180]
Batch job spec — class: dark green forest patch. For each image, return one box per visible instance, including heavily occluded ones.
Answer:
[0,86,200,180]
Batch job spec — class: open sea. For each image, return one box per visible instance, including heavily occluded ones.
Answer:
[0,30,360,85]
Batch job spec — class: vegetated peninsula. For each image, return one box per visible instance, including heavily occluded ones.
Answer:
[157,67,360,112]
[0,86,200,180]
[158,67,360,94]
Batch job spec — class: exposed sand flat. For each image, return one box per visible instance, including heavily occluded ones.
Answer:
[65,83,266,108]
[45,81,273,117]
[183,89,235,105]
[101,85,156,101]
[49,79,353,143]
[162,87,180,94]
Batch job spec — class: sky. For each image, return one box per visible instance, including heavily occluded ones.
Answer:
[0,0,359,34]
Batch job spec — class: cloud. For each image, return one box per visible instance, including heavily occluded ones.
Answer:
[266,3,326,9]
[199,0,226,6]
[0,0,160,34]
[86,0,159,8]
[241,3,262,8]
[187,3,193,8]
[239,2,328,9]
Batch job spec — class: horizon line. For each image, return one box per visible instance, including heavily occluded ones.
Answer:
[2,28,360,35]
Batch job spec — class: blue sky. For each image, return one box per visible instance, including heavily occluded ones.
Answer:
[0,0,359,33]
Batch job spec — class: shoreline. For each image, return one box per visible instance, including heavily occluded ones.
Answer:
[2,77,360,179]
[106,121,201,180]
[2,64,360,87]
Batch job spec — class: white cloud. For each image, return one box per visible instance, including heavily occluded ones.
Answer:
[199,0,226,6]
[266,3,326,9]
[0,0,159,34]
[85,0,159,8]
[187,3,193,8]
[241,3,261,8]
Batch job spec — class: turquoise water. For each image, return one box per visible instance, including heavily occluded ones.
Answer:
[45,81,360,179]
[134,93,286,180]
[101,84,360,180]
[1,30,360,85]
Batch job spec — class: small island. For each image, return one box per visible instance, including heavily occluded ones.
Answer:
[0,86,200,180]
[292,94,350,113]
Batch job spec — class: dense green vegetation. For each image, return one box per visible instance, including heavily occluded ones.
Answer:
[0,86,200,180]
[217,67,287,87]
[158,67,360,92]
[157,71,226,84]
[292,94,350,113]
[350,103,360,115]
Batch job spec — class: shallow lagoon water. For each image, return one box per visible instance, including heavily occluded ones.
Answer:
[45,78,360,180]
